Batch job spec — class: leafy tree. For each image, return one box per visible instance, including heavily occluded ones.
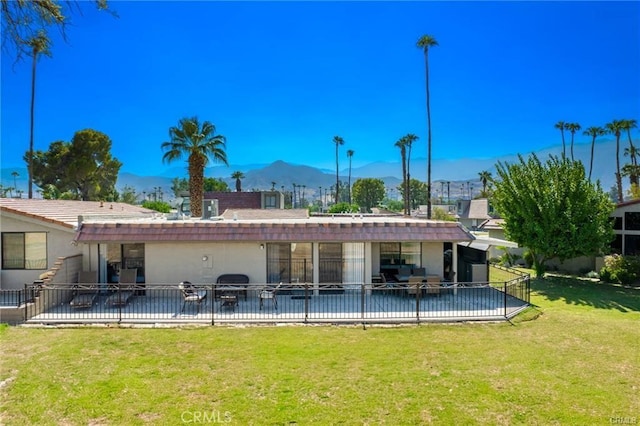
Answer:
[554,121,567,157]
[417,34,438,219]
[385,199,404,212]
[352,178,385,212]
[204,177,229,192]
[1,0,113,61]
[171,177,189,197]
[332,135,344,203]
[605,119,625,203]
[231,171,244,192]
[583,126,606,181]
[142,200,171,213]
[161,116,228,217]
[397,178,428,211]
[27,129,122,200]
[492,153,615,278]
[328,202,359,214]
[432,207,455,221]
[628,183,640,200]
[119,185,138,204]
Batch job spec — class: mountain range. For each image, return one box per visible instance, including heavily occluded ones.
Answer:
[0,139,626,200]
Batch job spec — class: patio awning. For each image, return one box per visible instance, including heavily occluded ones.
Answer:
[458,234,518,251]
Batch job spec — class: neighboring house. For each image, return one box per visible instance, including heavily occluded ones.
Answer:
[204,191,285,212]
[0,199,153,289]
[610,199,640,255]
[456,198,495,230]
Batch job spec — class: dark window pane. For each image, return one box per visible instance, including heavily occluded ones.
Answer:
[625,212,640,231]
[612,217,622,230]
[624,235,640,256]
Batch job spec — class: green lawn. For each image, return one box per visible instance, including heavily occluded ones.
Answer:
[1,276,639,425]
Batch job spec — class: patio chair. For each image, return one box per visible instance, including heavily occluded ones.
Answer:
[106,268,137,307]
[179,281,207,313]
[407,276,423,297]
[70,271,99,309]
[425,275,442,297]
[259,282,282,310]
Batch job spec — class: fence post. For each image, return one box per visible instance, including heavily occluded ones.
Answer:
[504,281,508,318]
[416,282,421,323]
[211,283,215,326]
[361,283,365,322]
[23,283,27,322]
[304,282,309,323]
[118,284,122,324]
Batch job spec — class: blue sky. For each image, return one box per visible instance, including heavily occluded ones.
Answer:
[2,1,639,177]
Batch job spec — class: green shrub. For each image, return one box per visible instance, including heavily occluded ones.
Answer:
[599,255,640,285]
[328,202,360,213]
[142,200,172,213]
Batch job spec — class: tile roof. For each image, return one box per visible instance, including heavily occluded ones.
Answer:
[0,198,154,229]
[74,215,475,243]
[221,208,309,220]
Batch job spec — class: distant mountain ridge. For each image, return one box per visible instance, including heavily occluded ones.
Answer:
[0,139,626,200]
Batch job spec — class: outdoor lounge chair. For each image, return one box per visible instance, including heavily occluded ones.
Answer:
[425,275,442,297]
[179,281,207,313]
[106,268,137,307]
[407,276,423,297]
[259,282,282,310]
[70,271,99,309]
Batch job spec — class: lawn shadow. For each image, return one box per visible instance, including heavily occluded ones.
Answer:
[532,276,640,313]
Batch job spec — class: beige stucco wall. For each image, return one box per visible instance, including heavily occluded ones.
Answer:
[145,242,268,285]
[421,243,445,278]
[0,213,80,289]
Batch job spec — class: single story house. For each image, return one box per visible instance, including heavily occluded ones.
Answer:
[0,199,153,289]
[2,198,481,290]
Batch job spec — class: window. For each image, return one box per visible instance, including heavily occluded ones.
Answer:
[266,243,312,283]
[264,194,277,209]
[624,235,640,256]
[2,232,47,270]
[379,242,421,268]
[625,212,640,230]
[319,243,342,283]
[612,217,622,230]
[610,235,622,255]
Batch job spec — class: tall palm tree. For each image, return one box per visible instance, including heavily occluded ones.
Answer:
[395,136,409,215]
[417,34,438,219]
[621,119,638,185]
[346,149,354,204]
[478,170,492,194]
[161,117,228,217]
[403,133,419,212]
[565,122,581,161]
[605,119,624,203]
[554,121,567,158]
[333,136,344,203]
[26,31,51,199]
[583,126,606,181]
[11,171,19,193]
[231,171,245,192]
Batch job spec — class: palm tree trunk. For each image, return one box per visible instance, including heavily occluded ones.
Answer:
[588,135,596,181]
[348,157,352,204]
[401,153,407,215]
[28,49,37,199]
[425,52,433,219]
[335,145,339,204]
[570,132,575,161]
[561,131,566,158]
[189,154,205,217]
[616,135,623,202]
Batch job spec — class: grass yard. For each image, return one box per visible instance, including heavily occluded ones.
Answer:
[1,275,639,425]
